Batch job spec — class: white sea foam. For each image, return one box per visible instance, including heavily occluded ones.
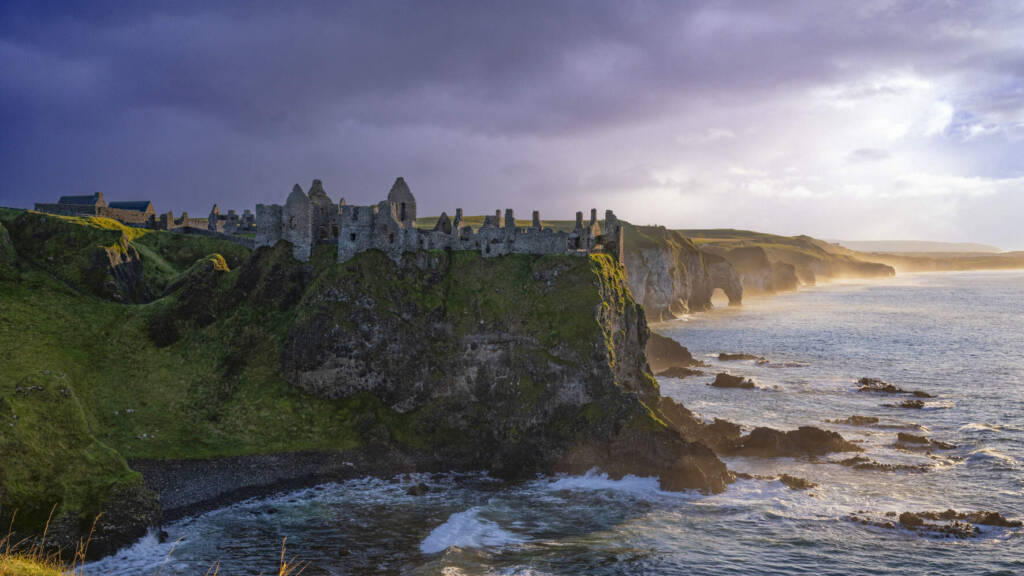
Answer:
[420,507,525,554]
[84,529,180,576]
[540,469,666,496]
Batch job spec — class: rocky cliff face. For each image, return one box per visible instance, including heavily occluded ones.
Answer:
[2,211,735,559]
[691,231,895,293]
[621,223,742,321]
[280,247,728,488]
[708,246,799,295]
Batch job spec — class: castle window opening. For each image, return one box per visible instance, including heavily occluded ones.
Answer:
[389,233,395,244]
[400,202,407,221]
[350,233,356,242]
[332,225,338,237]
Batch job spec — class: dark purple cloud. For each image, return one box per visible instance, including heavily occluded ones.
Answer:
[1,1,1022,246]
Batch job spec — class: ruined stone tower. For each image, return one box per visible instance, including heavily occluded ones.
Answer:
[387,177,416,226]
[257,177,624,264]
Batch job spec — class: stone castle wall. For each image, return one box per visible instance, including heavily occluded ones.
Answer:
[258,178,624,264]
[33,203,154,225]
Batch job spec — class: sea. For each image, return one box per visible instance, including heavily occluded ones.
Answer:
[87,270,1024,575]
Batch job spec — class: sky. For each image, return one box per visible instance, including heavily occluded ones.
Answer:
[2,1,1023,248]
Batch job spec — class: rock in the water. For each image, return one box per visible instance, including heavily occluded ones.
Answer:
[646,332,699,373]
[834,456,929,472]
[895,400,925,409]
[827,415,880,426]
[710,373,755,389]
[731,426,862,457]
[913,509,1022,527]
[857,377,934,398]
[896,432,929,444]
[899,512,924,527]
[406,482,430,496]
[718,353,766,363]
[893,432,956,451]
[657,396,742,454]
[778,474,816,490]
[656,366,704,378]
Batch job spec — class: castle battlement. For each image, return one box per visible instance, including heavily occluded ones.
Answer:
[256,177,624,264]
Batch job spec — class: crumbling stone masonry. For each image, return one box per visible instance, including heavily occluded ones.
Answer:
[256,177,624,264]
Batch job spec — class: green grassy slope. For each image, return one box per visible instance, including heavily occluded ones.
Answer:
[0,209,654,540]
[0,212,377,534]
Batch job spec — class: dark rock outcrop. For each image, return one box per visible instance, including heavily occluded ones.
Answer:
[710,373,755,389]
[646,332,698,374]
[279,248,732,493]
[657,397,742,454]
[847,509,1024,538]
[779,474,816,490]
[827,415,879,426]
[656,366,703,378]
[718,353,767,363]
[732,426,862,457]
[834,455,929,472]
[894,433,956,451]
[857,377,934,398]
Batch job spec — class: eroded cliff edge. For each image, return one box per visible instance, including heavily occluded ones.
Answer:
[622,223,743,321]
[0,210,730,559]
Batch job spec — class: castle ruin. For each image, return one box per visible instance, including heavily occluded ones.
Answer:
[256,177,624,264]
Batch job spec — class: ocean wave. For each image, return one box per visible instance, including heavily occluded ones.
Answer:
[959,422,1024,433]
[420,507,526,554]
[966,449,1020,471]
[84,529,180,576]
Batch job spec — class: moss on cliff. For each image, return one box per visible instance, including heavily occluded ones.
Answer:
[0,209,730,552]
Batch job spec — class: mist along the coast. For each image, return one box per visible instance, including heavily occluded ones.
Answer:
[3,2,1024,576]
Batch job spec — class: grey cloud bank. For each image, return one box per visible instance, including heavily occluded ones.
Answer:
[1,1,1022,248]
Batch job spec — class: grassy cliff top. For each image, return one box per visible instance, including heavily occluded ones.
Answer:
[1,208,649,539]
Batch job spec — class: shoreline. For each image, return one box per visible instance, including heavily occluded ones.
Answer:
[130,450,458,526]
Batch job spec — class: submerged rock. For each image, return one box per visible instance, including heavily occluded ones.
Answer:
[710,373,756,389]
[406,482,430,496]
[847,509,1024,538]
[897,432,929,444]
[827,415,880,426]
[894,432,956,451]
[857,377,934,398]
[834,456,930,473]
[778,474,817,490]
[718,353,767,363]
